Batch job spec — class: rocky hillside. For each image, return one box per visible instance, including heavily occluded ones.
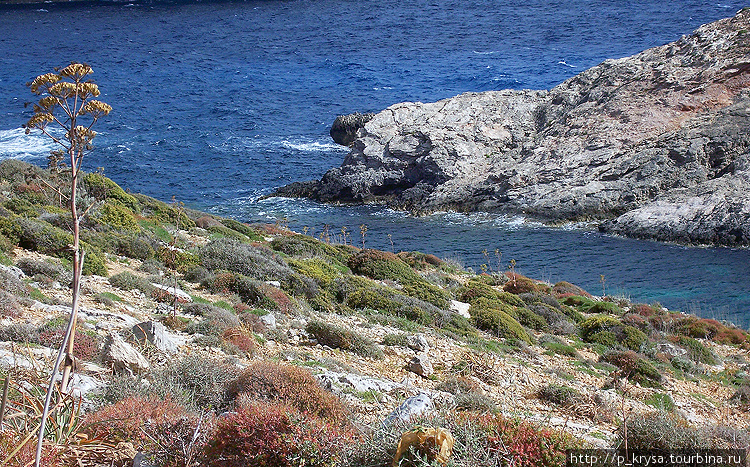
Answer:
[274,9,750,246]
[1,160,750,466]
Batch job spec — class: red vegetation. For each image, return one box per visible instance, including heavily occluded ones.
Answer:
[203,399,357,467]
[226,360,349,425]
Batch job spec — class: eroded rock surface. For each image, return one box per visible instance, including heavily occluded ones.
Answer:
[274,10,750,245]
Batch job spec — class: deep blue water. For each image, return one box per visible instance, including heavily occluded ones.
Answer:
[1,0,749,326]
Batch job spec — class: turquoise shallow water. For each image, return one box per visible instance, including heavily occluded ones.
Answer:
[0,0,748,325]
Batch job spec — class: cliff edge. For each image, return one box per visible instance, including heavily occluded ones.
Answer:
[273,9,750,246]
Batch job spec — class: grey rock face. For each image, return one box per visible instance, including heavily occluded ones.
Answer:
[131,321,179,354]
[330,112,375,146]
[275,10,750,246]
[407,334,430,353]
[408,353,434,378]
[384,393,434,424]
[103,333,150,375]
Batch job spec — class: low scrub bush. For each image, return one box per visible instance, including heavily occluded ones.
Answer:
[674,335,716,365]
[102,354,240,411]
[579,315,645,351]
[221,326,257,356]
[201,238,293,282]
[601,350,661,387]
[203,399,357,467]
[83,395,188,447]
[503,272,543,294]
[0,323,40,343]
[397,251,443,269]
[227,360,349,424]
[186,306,240,337]
[306,320,383,359]
[82,172,140,213]
[617,411,701,450]
[538,384,584,407]
[552,281,591,298]
[271,233,353,264]
[109,271,155,294]
[347,249,449,308]
[90,201,140,232]
[457,279,525,307]
[469,297,530,344]
[347,411,581,467]
[38,326,100,362]
[16,257,72,285]
[220,218,264,241]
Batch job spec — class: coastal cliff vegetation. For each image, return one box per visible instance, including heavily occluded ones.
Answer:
[1,160,749,466]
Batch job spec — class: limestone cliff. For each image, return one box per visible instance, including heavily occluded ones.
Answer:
[273,9,750,246]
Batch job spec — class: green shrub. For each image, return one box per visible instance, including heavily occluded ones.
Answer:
[457,279,525,307]
[618,411,700,450]
[514,306,548,331]
[3,197,39,216]
[90,201,140,232]
[675,336,716,365]
[109,272,155,294]
[16,257,71,284]
[644,393,675,412]
[200,238,293,282]
[219,218,264,241]
[82,172,140,213]
[16,218,72,256]
[538,384,583,406]
[306,320,383,359]
[346,287,435,325]
[288,257,340,291]
[469,297,530,344]
[541,341,580,358]
[206,224,250,241]
[579,315,646,351]
[585,301,622,315]
[81,243,108,276]
[347,249,449,308]
[601,350,661,387]
[579,315,620,342]
[270,234,353,265]
[133,194,193,227]
[0,216,21,247]
[382,333,409,347]
[80,230,155,261]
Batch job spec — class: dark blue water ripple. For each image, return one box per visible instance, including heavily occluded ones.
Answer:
[1,0,748,325]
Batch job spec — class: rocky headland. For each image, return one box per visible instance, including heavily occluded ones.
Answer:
[274,9,750,246]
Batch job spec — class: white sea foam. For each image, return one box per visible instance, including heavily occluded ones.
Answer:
[280,140,347,152]
[0,128,56,161]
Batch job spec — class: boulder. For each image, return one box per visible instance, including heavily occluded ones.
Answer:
[406,334,429,352]
[131,321,179,354]
[330,112,375,146]
[408,353,434,378]
[102,333,150,375]
[384,393,434,424]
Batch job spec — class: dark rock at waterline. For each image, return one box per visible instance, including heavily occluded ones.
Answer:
[330,112,375,146]
[274,10,750,246]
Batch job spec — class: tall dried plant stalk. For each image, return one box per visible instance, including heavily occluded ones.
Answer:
[25,62,111,467]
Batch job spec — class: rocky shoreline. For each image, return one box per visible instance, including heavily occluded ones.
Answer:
[273,9,750,247]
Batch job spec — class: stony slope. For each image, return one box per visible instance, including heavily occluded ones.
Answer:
[274,9,750,246]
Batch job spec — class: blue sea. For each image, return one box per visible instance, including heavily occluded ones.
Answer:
[1,0,749,326]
